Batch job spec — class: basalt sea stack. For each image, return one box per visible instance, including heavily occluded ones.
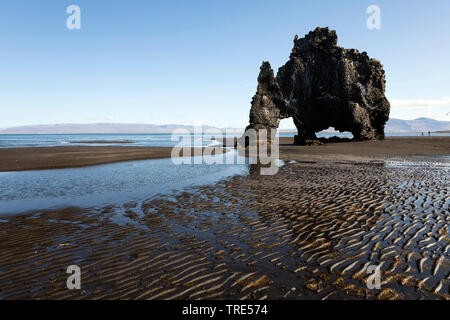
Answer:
[244,27,390,145]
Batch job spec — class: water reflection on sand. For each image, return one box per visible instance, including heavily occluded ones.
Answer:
[0,151,249,215]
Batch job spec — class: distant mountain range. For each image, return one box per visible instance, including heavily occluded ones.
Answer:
[385,117,450,133]
[0,123,234,134]
[0,118,449,134]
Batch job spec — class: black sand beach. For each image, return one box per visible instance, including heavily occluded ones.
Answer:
[0,146,226,172]
[1,137,448,172]
[278,136,450,163]
[0,137,448,300]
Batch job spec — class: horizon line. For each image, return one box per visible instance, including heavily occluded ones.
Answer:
[0,116,448,131]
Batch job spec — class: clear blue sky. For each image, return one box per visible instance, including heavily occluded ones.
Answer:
[1,0,449,129]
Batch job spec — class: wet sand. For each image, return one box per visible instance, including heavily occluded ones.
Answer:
[0,138,449,300]
[279,136,450,163]
[222,136,450,162]
[1,137,448,172]
[0,146,225,172]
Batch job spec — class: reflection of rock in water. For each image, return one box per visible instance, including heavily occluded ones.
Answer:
[249,161,280,176]
[249,163,264,176]
[236,140,281,176]
[0,161,448,300]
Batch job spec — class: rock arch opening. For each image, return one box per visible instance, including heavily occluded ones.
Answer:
[278,118,296,132]
[316,128,353,140]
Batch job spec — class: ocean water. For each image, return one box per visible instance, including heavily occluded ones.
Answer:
[0,133,219,148]
[0,134,291,215]
[1,132,447,148]
[0,134,251,215]
[0,151,251,215]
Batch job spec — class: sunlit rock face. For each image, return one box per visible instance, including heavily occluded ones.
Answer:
[244,27,390,145]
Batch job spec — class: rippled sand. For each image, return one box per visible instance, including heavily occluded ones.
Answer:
[0,158,448,300]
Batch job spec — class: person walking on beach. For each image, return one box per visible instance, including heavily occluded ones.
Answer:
[428,131,431,136]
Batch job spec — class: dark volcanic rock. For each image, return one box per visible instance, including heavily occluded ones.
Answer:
[244,27,390,145]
